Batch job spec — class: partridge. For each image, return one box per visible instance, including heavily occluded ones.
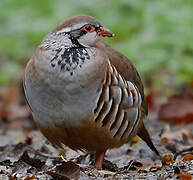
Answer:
[24,15,159,170]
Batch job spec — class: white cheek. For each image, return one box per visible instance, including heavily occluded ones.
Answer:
[78,32,100,47]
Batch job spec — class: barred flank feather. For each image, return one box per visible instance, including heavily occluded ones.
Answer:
[93,62,142,140]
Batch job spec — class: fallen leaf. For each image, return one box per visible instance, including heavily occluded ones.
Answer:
[20,150,45,169]
[0,103,8,120]
[47,161,80,180]
[146,92,155,111]
[178,173,192,180]
[161,137,169,145]
[182,154,193,162]
[161,154,173,166]
[24,175,36,180]
[25,136,33,145]
[158,93,193,124]
[146,91,163,113]
[3,85,19,104]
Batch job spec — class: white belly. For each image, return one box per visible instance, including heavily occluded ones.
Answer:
[24,58,106,128]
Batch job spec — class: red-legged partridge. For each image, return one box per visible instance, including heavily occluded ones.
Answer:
[24,15,159,170]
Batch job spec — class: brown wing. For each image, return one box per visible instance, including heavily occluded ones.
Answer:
[96,41,148,116]
[96,41,160,156]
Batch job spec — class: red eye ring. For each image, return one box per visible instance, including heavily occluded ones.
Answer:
[81,24,95,32]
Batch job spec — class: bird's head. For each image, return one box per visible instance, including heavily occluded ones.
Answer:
[52,15,114,47]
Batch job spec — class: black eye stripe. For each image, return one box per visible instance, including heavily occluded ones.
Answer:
[80,30,87,36]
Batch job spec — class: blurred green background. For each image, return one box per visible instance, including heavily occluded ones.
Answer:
[0,0,193,93]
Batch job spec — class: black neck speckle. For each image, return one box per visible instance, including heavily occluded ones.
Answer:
[50,36,90,74]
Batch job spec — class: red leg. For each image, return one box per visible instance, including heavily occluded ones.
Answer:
[94,151,105,170]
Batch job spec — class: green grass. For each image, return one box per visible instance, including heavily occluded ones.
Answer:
[0,0,193,88]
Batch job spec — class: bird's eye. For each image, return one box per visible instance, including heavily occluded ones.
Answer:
[81,25,95,32]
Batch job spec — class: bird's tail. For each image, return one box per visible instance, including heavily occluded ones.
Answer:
[137,122,160,157]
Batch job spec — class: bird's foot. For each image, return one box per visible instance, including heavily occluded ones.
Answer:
[94,151,105,170]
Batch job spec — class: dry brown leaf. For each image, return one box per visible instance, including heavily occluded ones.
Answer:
[25,136,33,145]
[161,154,174,166]
[3,85,19,104]
[158,93,193,124]
[182,154,193,162]
[161,137,169,145]
[24,175,36,180]
[20,150,45,169]
[146,91,163,113]
[0,103,8,120]
[178,173,192,180]
[47,161,80,180]
[0,83,33,130]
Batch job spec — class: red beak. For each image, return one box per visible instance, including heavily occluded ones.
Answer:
[97,27,114,37]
